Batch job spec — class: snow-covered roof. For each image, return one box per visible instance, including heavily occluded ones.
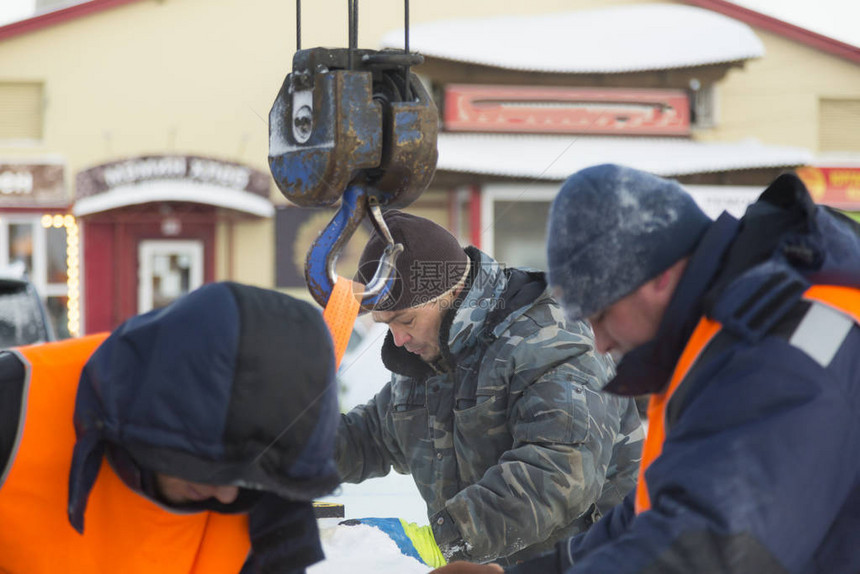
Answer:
[381,4,764,74]
[436,132,812,179]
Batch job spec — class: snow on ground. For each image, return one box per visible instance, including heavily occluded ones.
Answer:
[320,471,428,524]
[310,518,432,573]
[313,462,432,570]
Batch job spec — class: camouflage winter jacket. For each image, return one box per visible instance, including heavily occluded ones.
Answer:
[336,248,644,564]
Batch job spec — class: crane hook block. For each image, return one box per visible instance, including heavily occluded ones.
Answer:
[268,47,438,209]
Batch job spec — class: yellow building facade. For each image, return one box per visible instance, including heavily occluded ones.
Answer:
[0,0,857,335]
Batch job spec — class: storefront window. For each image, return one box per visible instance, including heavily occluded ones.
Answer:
[481,184,558,272]
[492,200,551,271]
[151,253,192,310]
[0,214,80,339]
[46,224,68,284]
[138,240,203,313]
[7,222,34,276]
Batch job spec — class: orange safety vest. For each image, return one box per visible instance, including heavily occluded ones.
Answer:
[635,285,860,514]
[0,335,251,574]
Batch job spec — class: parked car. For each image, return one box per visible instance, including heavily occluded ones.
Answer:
[0,272,55,348]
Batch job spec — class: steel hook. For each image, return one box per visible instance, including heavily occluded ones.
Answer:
[304,184,403,309]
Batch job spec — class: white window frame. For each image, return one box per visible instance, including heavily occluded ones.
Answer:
[138,239,204,314]
[0,215,48,293]
[480,183,558,260]
[690,83,719,130]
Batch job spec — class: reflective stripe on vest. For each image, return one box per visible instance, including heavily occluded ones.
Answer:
[0,335,251,574]
[791,285,860,367]
[634,285,860,515]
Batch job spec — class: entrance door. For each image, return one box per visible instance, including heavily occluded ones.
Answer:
[138,240,204,314]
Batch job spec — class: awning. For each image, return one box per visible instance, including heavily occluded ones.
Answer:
[72,180,274,217]
[436,132,813,179]
[381,4,764,73]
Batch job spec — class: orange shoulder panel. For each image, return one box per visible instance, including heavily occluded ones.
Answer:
[635,285,860,515]
[0,334,250,573]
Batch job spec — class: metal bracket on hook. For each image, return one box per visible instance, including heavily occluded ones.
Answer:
[304,185,404,309]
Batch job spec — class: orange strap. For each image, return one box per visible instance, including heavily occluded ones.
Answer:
[322,277,362,368]
[635,316,723,514]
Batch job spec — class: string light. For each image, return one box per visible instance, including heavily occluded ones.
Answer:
[64,215,80,337]
[44,213,81,337]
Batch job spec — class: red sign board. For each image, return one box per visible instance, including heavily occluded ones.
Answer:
[796,166,860,210]
[0,161,68,207]
[443,84,691,136]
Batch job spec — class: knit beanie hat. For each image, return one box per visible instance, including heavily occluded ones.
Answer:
[546,164,712,321]
[354,210,470,312]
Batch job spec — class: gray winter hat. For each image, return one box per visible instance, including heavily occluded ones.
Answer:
[546,164,712,321]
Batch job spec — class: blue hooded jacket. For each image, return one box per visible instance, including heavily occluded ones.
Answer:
[67,282,340,573]
[512,174,860,574]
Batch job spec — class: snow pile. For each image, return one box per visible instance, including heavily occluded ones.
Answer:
[309,519,432,573]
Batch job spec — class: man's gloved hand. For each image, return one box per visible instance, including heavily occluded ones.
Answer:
[340,517,447,567]
[430,562,503,574]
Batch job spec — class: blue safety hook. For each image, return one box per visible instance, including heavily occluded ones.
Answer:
[305,184,403,309]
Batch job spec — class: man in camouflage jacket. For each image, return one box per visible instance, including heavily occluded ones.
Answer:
[336,211,644,565]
